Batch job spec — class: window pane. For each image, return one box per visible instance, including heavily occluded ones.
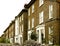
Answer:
[22,14,23,20]
[22,24,23,32]
[39,11,44,24]
[28,31,31,40]
[28,8,30,16]
[28,19,30,29]
[49,5,53,19]
[20,17,21,22]
[32,4,34,13]
[32,18,34,28]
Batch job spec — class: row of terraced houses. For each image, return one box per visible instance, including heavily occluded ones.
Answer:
[1,0,60,45]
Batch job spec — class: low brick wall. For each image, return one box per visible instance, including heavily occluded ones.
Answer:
[0,43,59,46]
[0,43,20,46]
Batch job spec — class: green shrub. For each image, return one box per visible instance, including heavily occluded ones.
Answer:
[0,38,10,43]
[6,39,10,43]
[30,32,37,41]
[0,38,6,43]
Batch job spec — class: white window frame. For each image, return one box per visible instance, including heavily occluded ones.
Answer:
[15,18,19,35]
[39,0,44,7]
[49,5,53,19]
[20,26,21,34]
[32,4,34,13]
[32,18,34,28]
[20,17,21,22]
[22,24,23,33]
[22,14,23,20]
[28,19,30,29]
[28,31,31,40]
[39,11,44,24]
[28,8,30,16]
[20,37,23,44]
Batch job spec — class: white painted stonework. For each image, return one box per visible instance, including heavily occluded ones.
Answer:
[15,18,19,36]
[15,17,20,43]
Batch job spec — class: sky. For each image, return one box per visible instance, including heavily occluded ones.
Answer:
[0,0,31,36]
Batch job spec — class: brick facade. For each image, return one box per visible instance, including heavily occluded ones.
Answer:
[1,0,60,45]
[14,9,28,44]
[25,0,60,45]
[3,20,15,43]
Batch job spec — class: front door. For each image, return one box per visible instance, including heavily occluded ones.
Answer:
[36,25,45,44]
